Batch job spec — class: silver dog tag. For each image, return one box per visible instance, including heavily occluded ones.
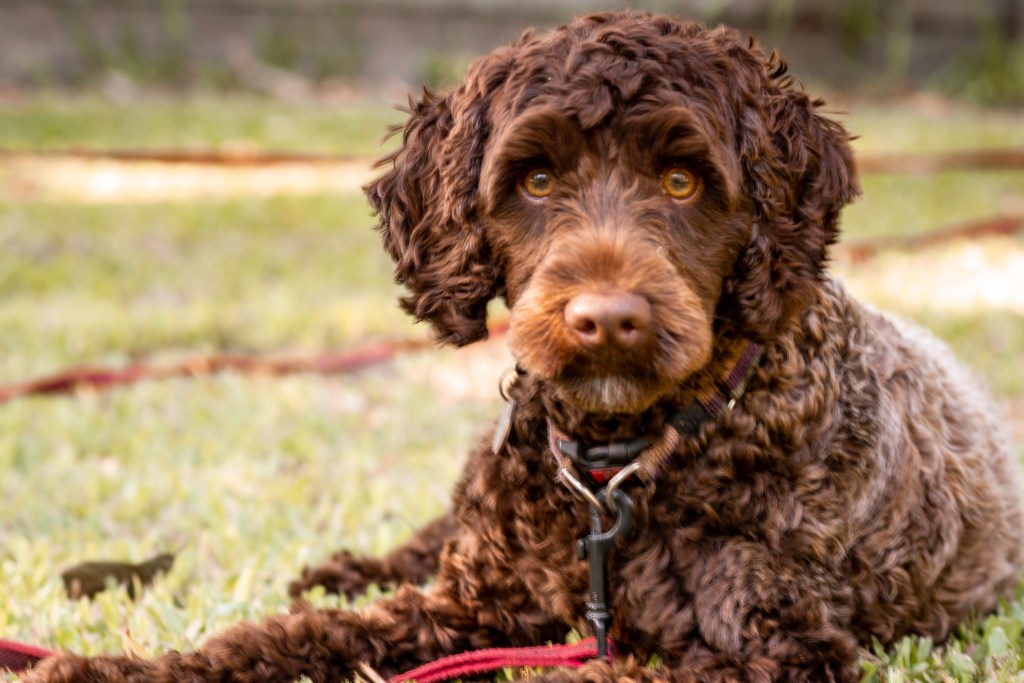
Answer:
[491,400,516,454]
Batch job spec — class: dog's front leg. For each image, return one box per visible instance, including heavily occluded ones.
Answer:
[527,643,857,683]
[19,605,385,683]
[20,532,562,683]
[288,512,458,599]
[524,634,860,683]
[525,546,864,683]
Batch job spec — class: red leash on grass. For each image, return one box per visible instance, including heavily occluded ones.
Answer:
[0,637,609,680]
[388,637,613,683]
[0,639,53,674]
[0,324,511,405]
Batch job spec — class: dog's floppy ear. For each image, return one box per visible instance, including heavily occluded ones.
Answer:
[725,50,860,341]
[366,83,500,346]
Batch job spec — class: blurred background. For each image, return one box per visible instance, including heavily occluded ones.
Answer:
[1,0,1023,99]
[1,2,1023,680]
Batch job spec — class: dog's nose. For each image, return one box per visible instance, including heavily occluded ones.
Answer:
[564,292,651,348]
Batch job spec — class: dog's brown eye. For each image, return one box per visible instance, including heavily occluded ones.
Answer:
[522,169,555,198]
[662,167,699,200]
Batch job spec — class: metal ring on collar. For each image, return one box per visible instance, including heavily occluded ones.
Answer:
[558,468,606,513]
[604,461,642,510]
[498,365,519,402]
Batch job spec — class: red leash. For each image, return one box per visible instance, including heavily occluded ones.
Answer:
[0,324,510,405]
[1,637,608,680]
[0,639,54,673]
[389,637,612,683]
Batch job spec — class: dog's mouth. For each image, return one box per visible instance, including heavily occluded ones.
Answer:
[508,290,714,414]
[544,369,678,414]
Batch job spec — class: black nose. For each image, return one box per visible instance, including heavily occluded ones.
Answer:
[564,292,651,349]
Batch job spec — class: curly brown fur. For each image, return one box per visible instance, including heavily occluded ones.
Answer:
[287,514,457,599]
[24,11,1023,683]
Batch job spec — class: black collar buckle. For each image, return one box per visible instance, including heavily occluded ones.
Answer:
[555,435,651,487]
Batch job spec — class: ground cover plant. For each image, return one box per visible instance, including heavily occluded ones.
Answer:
[1,94,1023,681]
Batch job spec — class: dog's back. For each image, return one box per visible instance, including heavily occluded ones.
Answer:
[834,288,1024,643]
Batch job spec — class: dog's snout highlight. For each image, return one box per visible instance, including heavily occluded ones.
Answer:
[564,291,651,349]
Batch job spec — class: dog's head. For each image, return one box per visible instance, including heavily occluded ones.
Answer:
[367,12,858,414]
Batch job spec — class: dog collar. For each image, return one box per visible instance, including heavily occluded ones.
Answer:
[548,341,764,491]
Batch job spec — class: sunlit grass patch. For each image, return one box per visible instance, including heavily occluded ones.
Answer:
[862,590,1024,682]
[1,93,1022,159]
[834,235,1024,398]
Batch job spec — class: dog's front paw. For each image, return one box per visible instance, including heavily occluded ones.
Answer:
[527,658,670,683]
[288,550,389,599]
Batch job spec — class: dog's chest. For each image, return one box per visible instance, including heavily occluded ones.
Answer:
[475,415,829,647]
[498,454,809,653]
[504,472,711,630]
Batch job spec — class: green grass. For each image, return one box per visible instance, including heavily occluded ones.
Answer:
[0,193,411,380]
[0,352,494,665]
[0,94,402,156]
[862,602,1024,681]
[843,100,1024,154]
[843,170,1024,240]
[1,96,1023,682]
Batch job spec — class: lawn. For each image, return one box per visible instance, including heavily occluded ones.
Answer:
[1,93,1023,682]
[0,94,404,157]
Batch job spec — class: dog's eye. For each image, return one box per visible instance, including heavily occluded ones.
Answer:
[662,167,699,200]
[521,169,555,199]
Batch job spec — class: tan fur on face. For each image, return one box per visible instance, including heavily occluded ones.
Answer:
[509,224,712,413]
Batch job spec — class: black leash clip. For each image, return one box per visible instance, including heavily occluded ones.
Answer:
[576,487,633,661]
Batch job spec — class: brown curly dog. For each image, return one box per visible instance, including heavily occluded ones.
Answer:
[24,11,1024,683]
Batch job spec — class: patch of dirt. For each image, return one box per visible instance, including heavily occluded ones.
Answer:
[835,236,1024,316]
[2,155,374,201]
[412,333,514,406]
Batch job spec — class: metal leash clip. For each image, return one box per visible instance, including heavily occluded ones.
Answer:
[603,461,641,510]
[576,487,633,661]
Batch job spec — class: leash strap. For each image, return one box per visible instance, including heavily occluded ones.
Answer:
[0,635,610,681]
[699,342,764,416]
[0,638,54,673]
[388,636,614,683]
